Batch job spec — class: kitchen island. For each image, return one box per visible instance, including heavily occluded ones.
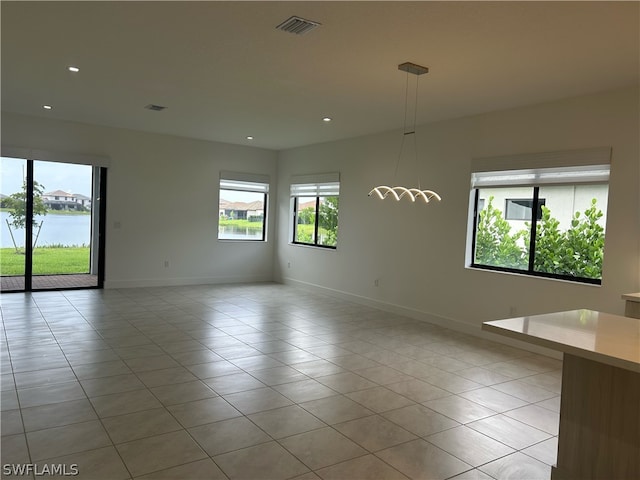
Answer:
[483,309,639,480]
[622,292,640,319]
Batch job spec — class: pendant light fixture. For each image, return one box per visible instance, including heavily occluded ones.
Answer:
[368,62,441,204]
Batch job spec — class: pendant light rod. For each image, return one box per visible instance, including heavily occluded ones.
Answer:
[368,61,441,205]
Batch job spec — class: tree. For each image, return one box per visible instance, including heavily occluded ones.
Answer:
[298,206,315,225]
[5,180,48,229]
[557,199,605,279]
[474,196,527,269]
[532,199,605,279]
[318,196,339,245]
[4,180,48,252]
[476,196,606,281]
[532,205,565,275]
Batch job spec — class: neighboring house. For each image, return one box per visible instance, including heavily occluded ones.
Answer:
[73,194,92,208]
[479,185,608,232]
[42,190,92,211]
[219,199,263,220]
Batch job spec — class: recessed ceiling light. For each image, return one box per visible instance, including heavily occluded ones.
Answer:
[246,136,254,140]
[322,117,332,122]
[43,105,53,110]
[67,66,80,73]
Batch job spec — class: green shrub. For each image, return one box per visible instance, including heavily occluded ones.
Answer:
[475,196,605,280]
[475,196,528,269]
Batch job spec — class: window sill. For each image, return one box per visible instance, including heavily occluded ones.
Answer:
[465,265,602,287]
[218,239,267,244]
[289,242,337,251]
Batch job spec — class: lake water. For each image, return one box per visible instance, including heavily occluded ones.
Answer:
[0,211,91,248]
[218,225,264,240]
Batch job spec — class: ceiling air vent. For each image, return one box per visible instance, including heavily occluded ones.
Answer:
[144,104,167,112]
[276,16,321,35]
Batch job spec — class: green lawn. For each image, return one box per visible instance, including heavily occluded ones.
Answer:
[294,224,337,246]
[218,219,263,230]
[0,247,90,275]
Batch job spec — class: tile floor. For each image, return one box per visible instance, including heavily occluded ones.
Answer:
[0,274,98,293]
[0,283,562,479]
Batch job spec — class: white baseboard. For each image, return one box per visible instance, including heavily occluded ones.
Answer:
[283,277,561,360]
[105,274,273,289]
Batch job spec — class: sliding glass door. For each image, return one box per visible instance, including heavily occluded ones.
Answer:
[0,156,106,292]
[0,157,28,291]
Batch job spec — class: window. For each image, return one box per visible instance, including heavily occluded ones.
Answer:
[218,172,269,241]
[469,148,610,284]
[291,173,340,248]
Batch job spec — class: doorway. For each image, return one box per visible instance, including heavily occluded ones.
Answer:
[0,156,106,292]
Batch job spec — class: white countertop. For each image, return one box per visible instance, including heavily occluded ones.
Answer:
[483,309,640,373]
[622,292,640,303]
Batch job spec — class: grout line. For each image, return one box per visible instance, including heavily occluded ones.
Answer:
[1,283,561,479]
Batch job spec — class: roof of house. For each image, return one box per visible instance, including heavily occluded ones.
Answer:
[43,190,90,199]
[298,200,316,210]
[220,200,264,211]
[44,190,73,197]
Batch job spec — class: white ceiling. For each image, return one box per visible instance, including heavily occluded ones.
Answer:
[2,1,638,151]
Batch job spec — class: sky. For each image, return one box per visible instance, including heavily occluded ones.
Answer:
[1,157,92,197]
[219,190,263,203]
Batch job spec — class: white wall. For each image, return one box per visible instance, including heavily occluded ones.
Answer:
[2,87,637,336]
[275,87,639,332]
[1,112,278,288]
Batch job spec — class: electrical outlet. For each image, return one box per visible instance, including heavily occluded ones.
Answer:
[509,306,517,316]
[374,279,379,287]
[287,262,291,269]
[164,260,169,268]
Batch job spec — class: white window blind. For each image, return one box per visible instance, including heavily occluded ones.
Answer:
[471,147,611,188]
[471,164,610,188]
[290,172,340,197]
[2,145,111,168]
[220,171,269,193]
